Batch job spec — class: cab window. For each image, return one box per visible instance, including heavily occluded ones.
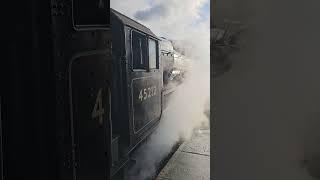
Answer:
[132,31,148,70]
[148,38,158,69]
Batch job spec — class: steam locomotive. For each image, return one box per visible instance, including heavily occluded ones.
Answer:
[1,1,176,180]
[160,37,190,87]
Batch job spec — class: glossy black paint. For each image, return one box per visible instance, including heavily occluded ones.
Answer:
[3,0,57,179]
[70,53,112,180]
[52,2,112,178]
[3,0,112,180]
[0,97,3,180]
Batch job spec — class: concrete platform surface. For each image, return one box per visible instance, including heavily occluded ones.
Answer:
[156,130,210,180]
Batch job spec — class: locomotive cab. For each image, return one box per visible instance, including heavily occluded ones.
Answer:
[110,9,163,175]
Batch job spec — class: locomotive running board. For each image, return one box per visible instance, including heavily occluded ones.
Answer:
[111,134,129,177]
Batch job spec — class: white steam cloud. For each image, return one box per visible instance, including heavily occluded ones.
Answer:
[111,0,210,179]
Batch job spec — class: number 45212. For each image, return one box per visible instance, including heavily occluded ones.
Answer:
[138,86,156,101]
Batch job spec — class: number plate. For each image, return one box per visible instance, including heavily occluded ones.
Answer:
[131,76,161,133]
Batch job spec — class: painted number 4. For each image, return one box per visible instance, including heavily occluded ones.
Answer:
[92,89,105,125]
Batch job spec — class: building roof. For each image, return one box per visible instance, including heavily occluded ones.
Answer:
[111,8,158,39]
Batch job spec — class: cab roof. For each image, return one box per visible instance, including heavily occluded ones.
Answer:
[111,8,159,39]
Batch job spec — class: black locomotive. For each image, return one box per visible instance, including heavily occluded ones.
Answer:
[2,1,175,180]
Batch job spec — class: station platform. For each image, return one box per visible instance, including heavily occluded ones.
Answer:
[156,129,210,180]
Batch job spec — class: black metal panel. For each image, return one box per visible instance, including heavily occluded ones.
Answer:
[2,0,58,179]
[73,0,109,27]
[3,0,113,179]
[110,16,132,155]
[51,0,113,176]
[70,53,111,180]
[0,97,2,180]
[131,76,162,133]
